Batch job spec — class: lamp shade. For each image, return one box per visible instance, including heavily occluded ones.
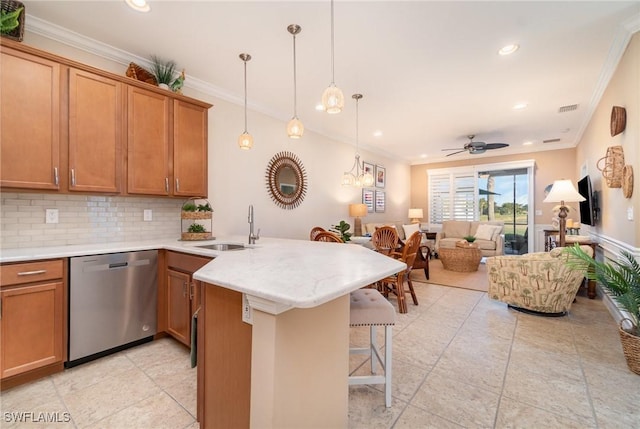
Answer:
[349,203,367,218]
[408,208,423,219]
[543,180,585,203]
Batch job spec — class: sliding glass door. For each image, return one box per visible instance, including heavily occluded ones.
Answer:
[478,168,530,254]
[428,160,534,254]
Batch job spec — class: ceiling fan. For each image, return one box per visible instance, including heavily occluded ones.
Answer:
[442,135,509,157]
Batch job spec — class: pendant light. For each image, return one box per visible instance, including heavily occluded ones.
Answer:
[342,94,374,187]
[287,24,304,138]
[238,53,253,150]
[321,0,344,114]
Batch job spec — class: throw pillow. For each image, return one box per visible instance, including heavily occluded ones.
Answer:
[402,223,420,239]
[490,225,503,240]
[474,224,495,241]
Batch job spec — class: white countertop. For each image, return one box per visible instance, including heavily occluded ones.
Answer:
[1,236,405,310]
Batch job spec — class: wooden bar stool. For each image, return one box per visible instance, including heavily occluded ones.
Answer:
[349,288,396,407]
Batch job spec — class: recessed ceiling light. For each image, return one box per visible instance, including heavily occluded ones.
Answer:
[513,102,528,110]
[420,154,428,158]
[522,141,533,146]
[373,130,383,137]
[498,44,519,56]
[315,103,325,111]
[125,0,150,12]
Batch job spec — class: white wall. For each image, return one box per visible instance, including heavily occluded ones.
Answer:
[1,31,410,248]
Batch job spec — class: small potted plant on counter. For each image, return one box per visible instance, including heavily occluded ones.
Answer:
[181,198,213,241]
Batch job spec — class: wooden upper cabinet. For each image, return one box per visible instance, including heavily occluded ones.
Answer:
[173,100,208,197]
[127,86,171,196]
[68,68,123,193]
[0,47,61,190]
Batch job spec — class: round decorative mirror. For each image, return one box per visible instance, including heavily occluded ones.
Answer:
[266,151,307,209]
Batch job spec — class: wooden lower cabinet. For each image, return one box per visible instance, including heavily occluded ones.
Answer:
[162,251,211,347]
[197,284,252,428]
[0,259,66,389]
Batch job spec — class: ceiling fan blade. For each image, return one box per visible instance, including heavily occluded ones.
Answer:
[485,143,509,150]
[445,150,466,157]
[442,147,465,151]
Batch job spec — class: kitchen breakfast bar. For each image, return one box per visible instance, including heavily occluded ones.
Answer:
[192,238,405,429]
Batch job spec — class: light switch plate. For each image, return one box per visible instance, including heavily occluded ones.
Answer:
[143,209,153,221]
[535,210,542,216]
[45,209,59,224]
[627,207,634,221]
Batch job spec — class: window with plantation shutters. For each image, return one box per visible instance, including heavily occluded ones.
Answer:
[428,170,477,226]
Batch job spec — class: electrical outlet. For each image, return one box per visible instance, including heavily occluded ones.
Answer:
[143,209,153,221]
[627,207,634,221]
[242,293,253,325]
[45,209,59,224]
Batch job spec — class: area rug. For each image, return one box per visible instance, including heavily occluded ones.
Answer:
[409,259,488,292]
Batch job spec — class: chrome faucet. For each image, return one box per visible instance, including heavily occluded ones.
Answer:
[248,204,260,245]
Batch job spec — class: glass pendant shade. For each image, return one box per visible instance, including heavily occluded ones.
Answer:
[341,172,355,187]
[322,84,344,114]
[360,171,375,187]
[238,132,254,150]
[287,117,304,139]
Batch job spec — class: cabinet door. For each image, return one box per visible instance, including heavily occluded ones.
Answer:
[127,86,170,195]
[173,100,208,197]
[69,68,123,193]
[1,282,64,379]
[0,48,61,190]
[167,269,191,346]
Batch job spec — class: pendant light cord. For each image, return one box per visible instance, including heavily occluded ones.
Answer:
[243,59,248,133]
[293,32,298,117]
[330,0,335,85]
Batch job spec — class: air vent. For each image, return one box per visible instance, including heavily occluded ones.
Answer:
[558,104,578,113]
[543,138,561,144]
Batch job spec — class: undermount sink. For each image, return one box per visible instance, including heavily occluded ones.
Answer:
[196,243,245,251]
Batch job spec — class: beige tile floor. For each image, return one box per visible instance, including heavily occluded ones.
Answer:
[2,282,638,428]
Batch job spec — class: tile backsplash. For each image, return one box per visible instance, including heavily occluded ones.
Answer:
[1,193,184,249]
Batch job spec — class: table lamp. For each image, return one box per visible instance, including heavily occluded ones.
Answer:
[408,208,423,224]
[349,203,368,236]
[543,179,585,247]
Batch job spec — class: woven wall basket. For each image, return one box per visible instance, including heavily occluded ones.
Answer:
[611,106,626,137]
[596,145,625,188]
[622,165,634,198]
[619,320,640,375]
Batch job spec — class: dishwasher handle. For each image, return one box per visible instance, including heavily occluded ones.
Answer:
[109,262,128,269]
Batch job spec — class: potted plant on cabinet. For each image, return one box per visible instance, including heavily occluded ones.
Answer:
[150,55,177,90]
[330,221,352,242]
[564,244,640,375]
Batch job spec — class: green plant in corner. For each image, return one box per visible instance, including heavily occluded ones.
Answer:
[1,6,22,34]
[463,235,476,243]
[564,244,640,336]
[330,220,352,242]
[188,223,206,233]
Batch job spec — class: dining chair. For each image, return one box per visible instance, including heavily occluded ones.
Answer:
[313,231,344,243]
[379,231,421,313]
[309,226,326,241]
[371,226,399,256]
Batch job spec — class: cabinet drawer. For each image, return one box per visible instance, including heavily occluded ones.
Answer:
[167,251,211,273]
[1,260,64,287]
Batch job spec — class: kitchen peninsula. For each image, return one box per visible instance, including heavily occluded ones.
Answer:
[0,237,405,428]
[193,238,405,428]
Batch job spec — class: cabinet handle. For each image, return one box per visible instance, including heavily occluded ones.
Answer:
[165,177,169,193]
[54,167,59,186]
[175,178,180,193]
[183,282,188,298]
[71,168,76,187]
[17,270,47,276]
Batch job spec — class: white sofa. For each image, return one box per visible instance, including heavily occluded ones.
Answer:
[435,220,504,257]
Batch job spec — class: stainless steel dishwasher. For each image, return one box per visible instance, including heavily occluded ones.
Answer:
[68,250,158,367]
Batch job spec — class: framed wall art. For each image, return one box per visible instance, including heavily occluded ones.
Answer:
[363,161,375,178]
[375,190,385,213]
[362,189,374,213]
[375,165,386,188]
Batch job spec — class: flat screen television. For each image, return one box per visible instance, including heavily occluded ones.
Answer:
[577,175,595,226]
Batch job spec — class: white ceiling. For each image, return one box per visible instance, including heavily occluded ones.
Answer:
[23,1,640,164]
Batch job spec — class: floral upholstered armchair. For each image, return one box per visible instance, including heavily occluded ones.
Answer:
[486,246,593,316]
